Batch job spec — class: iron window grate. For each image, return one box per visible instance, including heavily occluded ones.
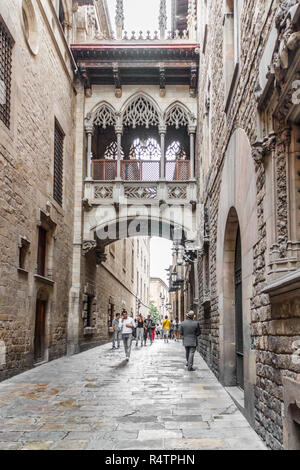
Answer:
[0,20,13,128]
[53,120,64,206]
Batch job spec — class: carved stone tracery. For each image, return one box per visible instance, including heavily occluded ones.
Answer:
[94,185,113,199]
[165,105,191,129]
[168,186,187,199]
[93,104,116,129]
[129,138,161,161]
[124,186,158,199]
[123,96,160,129]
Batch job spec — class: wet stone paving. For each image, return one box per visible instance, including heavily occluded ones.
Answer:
[0,339,266,450]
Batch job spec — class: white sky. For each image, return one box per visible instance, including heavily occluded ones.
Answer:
[150,237,173,285]
[108,0,172,35]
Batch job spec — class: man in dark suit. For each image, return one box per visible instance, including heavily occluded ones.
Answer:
[180,311,201,371]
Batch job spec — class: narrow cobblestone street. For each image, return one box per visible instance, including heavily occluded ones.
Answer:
[0,339,266,450]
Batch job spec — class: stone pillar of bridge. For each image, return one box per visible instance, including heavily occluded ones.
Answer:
[115,123,123,180]
[84,116,94,181]
[188,124,196,180]
[159,124,167,180]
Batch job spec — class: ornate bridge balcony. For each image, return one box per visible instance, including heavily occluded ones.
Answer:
[84,178,197,207]
[91,159,190,182]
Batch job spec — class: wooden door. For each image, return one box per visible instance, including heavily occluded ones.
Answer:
[34,300,46,363]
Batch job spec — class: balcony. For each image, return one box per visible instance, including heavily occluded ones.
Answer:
[92,159,190,182]
[84,159,196,206]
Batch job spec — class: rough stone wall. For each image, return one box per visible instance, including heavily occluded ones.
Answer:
[0,0,75,380]
[196,0,299,450]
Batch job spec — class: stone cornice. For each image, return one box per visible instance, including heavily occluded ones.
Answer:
[262,269,300,297]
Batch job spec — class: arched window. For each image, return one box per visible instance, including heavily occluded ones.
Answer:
[129,138,161,160]
[166,141,187,161]
[91,104,117,158]
[104,141,124,160]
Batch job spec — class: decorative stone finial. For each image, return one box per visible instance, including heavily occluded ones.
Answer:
[187,0,197,41]
[159,0,167,40]
[115,0,124,40]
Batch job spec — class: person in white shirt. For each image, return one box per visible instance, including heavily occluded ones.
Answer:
[121,310,135,361]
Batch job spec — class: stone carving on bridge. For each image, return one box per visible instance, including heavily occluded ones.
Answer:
[165,104,191,129]
[168,186,188,200]
[93,103,117,128]
[82,240,97,255]
[123,96,160,129]
[95,250,108,265]
[115,0,124,40]
[159,0,167,40]
[94,185,114,200]
[86,96,196,133]
[124,186,158,199]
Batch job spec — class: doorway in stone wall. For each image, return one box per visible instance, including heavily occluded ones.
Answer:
[235,227,244,390]
[221,207,245,396]
[34,299,47,363]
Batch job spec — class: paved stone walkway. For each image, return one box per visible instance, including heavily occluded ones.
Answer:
[0,339,266,450]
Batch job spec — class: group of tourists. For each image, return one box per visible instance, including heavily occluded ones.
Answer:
[112,309,201,371]
[112,311,177,360]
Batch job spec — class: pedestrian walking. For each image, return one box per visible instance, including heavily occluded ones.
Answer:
[112,313,122,349]
[120,310,135,361]
[162,315,171,343]
[151,320,156,342]
[144,315,153,346]
[170,320,174,340]
[174,317,180,342]
[135,314,144,347]
[179,311,201,371]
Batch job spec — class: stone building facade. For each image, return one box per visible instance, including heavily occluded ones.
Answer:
[196,0,300,450]
[0,0,150,380]
[150,277,170,321]
[0,0,76,381]
[1,0,299,452]
[80,237,150,352]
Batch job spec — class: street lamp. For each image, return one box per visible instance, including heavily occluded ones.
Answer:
[171,269,177,284]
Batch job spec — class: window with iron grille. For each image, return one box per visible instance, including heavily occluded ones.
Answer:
[53,119,64,206]
[37,227,47,277]
[0,20,13,128]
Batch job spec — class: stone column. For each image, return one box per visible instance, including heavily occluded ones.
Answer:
[116,0,124,40]
[115,123,123,180]
[159,124,167,180]
[84,115,94,181]
[188,125,196,180]
[159,0,167,40]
